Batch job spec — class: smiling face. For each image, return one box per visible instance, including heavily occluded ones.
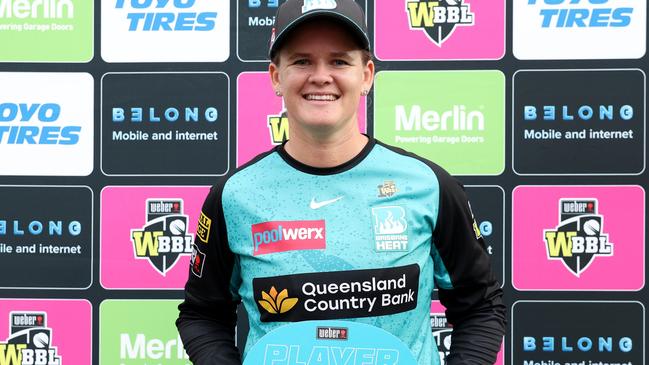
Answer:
[269,19,374,139]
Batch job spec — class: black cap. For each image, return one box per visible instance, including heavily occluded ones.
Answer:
[269,0,370,59]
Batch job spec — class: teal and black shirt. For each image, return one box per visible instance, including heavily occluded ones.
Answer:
[177,137,505,365]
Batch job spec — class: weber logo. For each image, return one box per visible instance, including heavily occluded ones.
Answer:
[316,326,348,340]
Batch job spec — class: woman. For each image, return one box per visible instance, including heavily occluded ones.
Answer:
[177,1,505,364]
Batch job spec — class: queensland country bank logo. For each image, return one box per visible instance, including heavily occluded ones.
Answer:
[372,206,409,252]
[251,220,326,256]
[131,199,193,276]
[406,0,475,46]
[543,199,613,277]
[0,312,61,365]
[257,286,299,315]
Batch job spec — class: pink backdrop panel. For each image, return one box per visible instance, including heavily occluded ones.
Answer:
[101,185,210,289]
[374,0,505,60]
[513,185,645,291]
[0,299,92,364]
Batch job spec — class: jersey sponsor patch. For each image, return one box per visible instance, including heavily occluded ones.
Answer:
[252,264,420,322]
[196,212,211,244]
[371,206,409,252]
[190,244,206,278]
[377,180,398,198]
[251,220,326,256]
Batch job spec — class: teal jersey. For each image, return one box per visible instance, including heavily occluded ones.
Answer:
[178,138,505,365]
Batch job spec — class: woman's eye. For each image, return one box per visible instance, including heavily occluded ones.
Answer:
[333,59,348,66]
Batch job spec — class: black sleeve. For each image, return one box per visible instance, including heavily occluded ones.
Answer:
[176,183,242,365]
[431,168,506,365]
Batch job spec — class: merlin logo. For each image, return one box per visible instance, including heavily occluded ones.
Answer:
[543,199,613,277]
[377,180,398,198]
[431,313,452,365]
[257,286,299,315]
[267,108,289,145]
[0,312,62,365]
[0,0,73,19]
[406,0,474,46]
[372,206,408,251]
[130,199,193,276]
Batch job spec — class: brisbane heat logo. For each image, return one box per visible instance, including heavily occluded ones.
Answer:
[0,312,61,365]
[406,0,475,46]
[543,199,613,277]
[130,199,193,276]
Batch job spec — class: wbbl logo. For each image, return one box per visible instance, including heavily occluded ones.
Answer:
[543,199,613,277]
[431,313,452,365]
[267,108,289,145]
[131,199,193,276]
[406,0,475,45]
[0,312,62,365]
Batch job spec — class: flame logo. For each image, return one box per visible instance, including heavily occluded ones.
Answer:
[378,211,406,234]
[258,286,298,314]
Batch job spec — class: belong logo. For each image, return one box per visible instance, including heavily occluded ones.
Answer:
[512,301,644,365]
[101,72,229,176]
[0,73,93,176]
[514,0,646,59]
[101,0,229,62]
[513,70,645,175]
[0,186,93,289]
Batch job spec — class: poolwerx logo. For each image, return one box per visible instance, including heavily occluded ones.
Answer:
[406,0,474,46]
[251,220,326,256]
[253,264,420,322]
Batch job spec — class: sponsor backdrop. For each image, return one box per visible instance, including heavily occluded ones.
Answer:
[0,0,647,364]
